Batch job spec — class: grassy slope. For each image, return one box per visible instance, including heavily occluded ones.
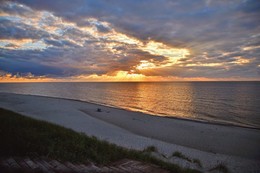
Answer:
[0,108,200,173]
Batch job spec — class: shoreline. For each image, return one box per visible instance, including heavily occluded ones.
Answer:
[1,92,259,130]
[0,92,260,172]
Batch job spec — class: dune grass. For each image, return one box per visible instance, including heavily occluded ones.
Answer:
[172,151,203,168]
[0,108,201,173]
[172,151,192,162]
[209,163,229,173]
[143,145,158,153]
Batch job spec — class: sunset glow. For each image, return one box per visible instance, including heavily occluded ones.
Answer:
[136,60,157,70]
[0,0,259,82]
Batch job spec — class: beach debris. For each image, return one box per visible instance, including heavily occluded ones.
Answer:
[97,108,102,112]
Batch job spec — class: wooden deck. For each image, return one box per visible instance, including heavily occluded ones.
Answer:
[0,157,171,173]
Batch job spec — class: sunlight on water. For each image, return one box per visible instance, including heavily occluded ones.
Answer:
[0,82,260,128]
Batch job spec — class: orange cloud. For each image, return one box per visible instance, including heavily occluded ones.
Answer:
[2,71,259,83]
[0,72,56,82]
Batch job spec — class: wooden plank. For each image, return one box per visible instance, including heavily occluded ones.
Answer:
[18,159,31,170]
[107,166,126,173]
[24,158,39,170]
[115,160,143,173]
[33,159,53,173]
[89,163,103,172]
[64,162,81,172]
[6,158,21,169]
[49,160,71,172]
[135,164,151,170]
[0,159,10,168]
[100,166,113,172]
[79,163,99,173]
[39,160,54,170]
[117,165,138,173]
[74,164,86,172]
[1,157,171,173]
[120,160,137,167]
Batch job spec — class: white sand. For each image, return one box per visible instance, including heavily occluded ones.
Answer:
[0,92,259,172]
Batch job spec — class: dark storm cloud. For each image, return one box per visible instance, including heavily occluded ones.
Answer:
[0,47,106,77]
[0,18,50,39]
[0,0,33,16]
[12,0,260,42]
[0,57,65,76]
[95,23,111,33]
[43,39,79,48]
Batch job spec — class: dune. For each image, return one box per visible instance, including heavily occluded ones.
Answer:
[0,92,259,172]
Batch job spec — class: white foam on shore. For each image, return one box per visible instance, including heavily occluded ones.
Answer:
[0,92,259,172]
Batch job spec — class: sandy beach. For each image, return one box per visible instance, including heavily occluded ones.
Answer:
[0,92,259,172]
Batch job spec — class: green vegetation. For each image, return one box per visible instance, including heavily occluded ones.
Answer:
[192,159,202,168]
[172,151,202,168]
[143,145,158,153]
[0,108,201,173]
[209,163,229,173]
[172,151,192,162]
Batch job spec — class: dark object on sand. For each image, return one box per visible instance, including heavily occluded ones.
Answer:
[97,108,102,112]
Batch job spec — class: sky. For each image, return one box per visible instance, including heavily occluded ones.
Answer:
[0,0,260,82]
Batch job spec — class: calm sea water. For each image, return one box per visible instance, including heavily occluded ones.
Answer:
[0,82,260,128]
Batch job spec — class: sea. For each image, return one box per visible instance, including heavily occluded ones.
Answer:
[0,82,260,128]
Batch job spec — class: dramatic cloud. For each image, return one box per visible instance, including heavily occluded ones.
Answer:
[0,0,260,82]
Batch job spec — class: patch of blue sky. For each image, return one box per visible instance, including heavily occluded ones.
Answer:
[22,40,48,50]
